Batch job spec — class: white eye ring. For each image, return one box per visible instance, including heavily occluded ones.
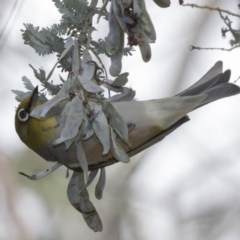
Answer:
[18,108,29,122]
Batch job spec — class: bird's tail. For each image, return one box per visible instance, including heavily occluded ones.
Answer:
[176,61,240,108]
[126,61,240,158]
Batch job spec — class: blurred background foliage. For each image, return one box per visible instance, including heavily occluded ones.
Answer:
[1,0,240,239]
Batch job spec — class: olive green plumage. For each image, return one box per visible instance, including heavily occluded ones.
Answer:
[15,97,57,151]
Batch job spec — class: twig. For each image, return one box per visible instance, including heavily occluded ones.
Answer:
[189,44,240,52]
[19,163,62,180]
[90,47,111,97]
[219,11,240,42]
[181,3,240,18]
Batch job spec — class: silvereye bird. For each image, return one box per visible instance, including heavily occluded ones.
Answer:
[15,61,240,171]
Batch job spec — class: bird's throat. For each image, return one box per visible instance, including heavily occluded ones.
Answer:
[25,116,58,151]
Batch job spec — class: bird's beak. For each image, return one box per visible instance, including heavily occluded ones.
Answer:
[27,86,39,112]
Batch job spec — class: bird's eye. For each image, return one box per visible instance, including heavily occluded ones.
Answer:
[18,108,29,122]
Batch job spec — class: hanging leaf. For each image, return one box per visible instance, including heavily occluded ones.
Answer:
[121,0,132,8]
[71,37,80,72]
[86,169,99,188]
[67,171,103,232]
[106,87,135,102]
[78,51,104,93]
[153,0,171,8]
[112,0,127,32]
[109,50,123,77]
[131,24,152,62]
[112,72,129,87]
[58,36,74,62]
[53,97,84,145]
[75,141,88,183]
[89,101,110,155]
[104,101,129,144]
[105,3,124,56]
[30,77,75,119]
[137,1,156,43]
[110,127,130,163]
[95,168,106,200]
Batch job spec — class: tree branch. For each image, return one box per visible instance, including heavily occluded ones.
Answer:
[181,2,240,18]
[189,45,240,52]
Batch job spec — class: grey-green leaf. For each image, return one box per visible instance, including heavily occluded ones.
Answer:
[109,50,123,77]
[104,101,129,143]
[95,168,106,200]
[58,36,73,62]
[72,38,79,72]
[106,87,135,102]
[78,51,104,93]
[53,97,83,145]
[86,169,99,188]
[89,101,110,155]
[30,76,74,119]
[78,76,104,93]
[75,141,88,183]
[112,72,129,87]
[105,3,124,55]
[110,127,130,163]
[67,171,103,232]
[153,0,171,8]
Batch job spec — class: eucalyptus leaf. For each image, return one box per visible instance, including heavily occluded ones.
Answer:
[121,0,132,8]
[110,127,130,163]
[138,39,151,62]
[106,87,135,102]
[67,171,103,232]
[82,127,94,140]
[95,168,106,200]
[109,50,123,77]
[79,169,99,194]
[112,0,127,32]
[58,36,73,62]
[82,113,96,140]
[64,138,75,150]
[133,0,142,15]
[137,0,156,43]
[105,3,124,56]
[86,169,99,188]
[104,101,129,143]
[75,141,88,183]
[109,0,125,77]
[112,72,129,87]
[88,101,110,155]
[78,51,104,93]
[53,97,83,145]
[131,23,152,62]
[153,0,171,8]
[72,38,79,72]
[78,76,104,93]
[102,80,123,93]
[30,77,74,119]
